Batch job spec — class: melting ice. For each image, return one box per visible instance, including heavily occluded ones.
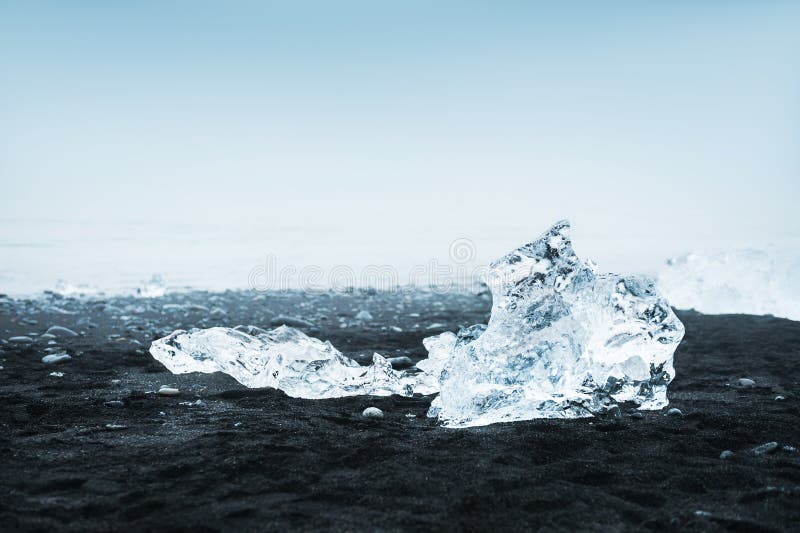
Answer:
[425,220,684,427]
[149,220,684,427]
[658,249,800,321]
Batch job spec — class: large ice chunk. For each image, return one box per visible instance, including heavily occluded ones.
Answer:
[150,325,413,399]
[658,249,800,321]
[424,220,685,427]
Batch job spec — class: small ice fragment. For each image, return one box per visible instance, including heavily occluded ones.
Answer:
[782,445,796,453]
[752,442,779,455]
[719,450,734,459]
[158,386,180,396]
[426,323,446,330]
[737,378,756,387]
[49,371,64,377]
[775,395,786,401]
[362,407,384,418]
[42,353,71,364]
[137,274,167,298]
[150,326,419,399]
[629,411,644,420]
[355,310,373,321]
[694,511,712,518]
[45,326,78,337]
[389,326,403,332]
[104,400,125,408]
[162,304,184,312]
[105,424,127,430]
[210,307,227,317]
[666,408,683,417]
[9,336,33,343]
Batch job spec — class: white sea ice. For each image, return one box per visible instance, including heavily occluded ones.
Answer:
[658,249,800,321]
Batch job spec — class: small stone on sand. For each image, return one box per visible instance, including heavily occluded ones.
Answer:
[158,386,180,396]
[355,310,373,321]
[752,442,779,455]
[270,315,314,328]
[45,326,78,337]
[738,378,756,387]
[42,353,71,364]
[388,356,414,369]
[719,450,734,459]
[362,407,384,419]
[666,408,683,417]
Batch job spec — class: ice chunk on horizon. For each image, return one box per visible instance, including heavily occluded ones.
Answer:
[424,220,685,427]
[149,325,415,399]
[658,249,800,321]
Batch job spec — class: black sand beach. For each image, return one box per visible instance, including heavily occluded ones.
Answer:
[1,290,799,531]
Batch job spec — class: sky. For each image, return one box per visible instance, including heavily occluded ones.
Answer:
[1,1,799,293]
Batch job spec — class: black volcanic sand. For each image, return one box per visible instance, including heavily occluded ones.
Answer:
[1,290,799,532]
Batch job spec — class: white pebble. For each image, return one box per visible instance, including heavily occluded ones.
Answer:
[737,378,756,387]
[42,353,71,364]
[158,386,180,396]
[45,326,78,337]
[362,407,384,419]
[752,441,779,455]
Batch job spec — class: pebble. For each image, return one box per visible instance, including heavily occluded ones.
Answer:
[49,371,64,377]
[105,424,127,430]
[666,408,683,417]
[775,395,786,401]
[362,407,384,419]
[40,333,56,340]
[104,400,125,408]
[179,399,206,407]
[355,310,373,321]
[42,353,72,364]
[737,378,756,387]
[45,326,78,337]
[389,326,403,332]
[629,411,644,420]
[9,336,33,343]
[388,356,414,369]
[270,315,314,328]
[157,386,180,396]
[752,441,779,455]
[719,450,735,459]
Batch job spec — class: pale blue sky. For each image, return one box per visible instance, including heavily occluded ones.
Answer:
[1,0,799,244]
